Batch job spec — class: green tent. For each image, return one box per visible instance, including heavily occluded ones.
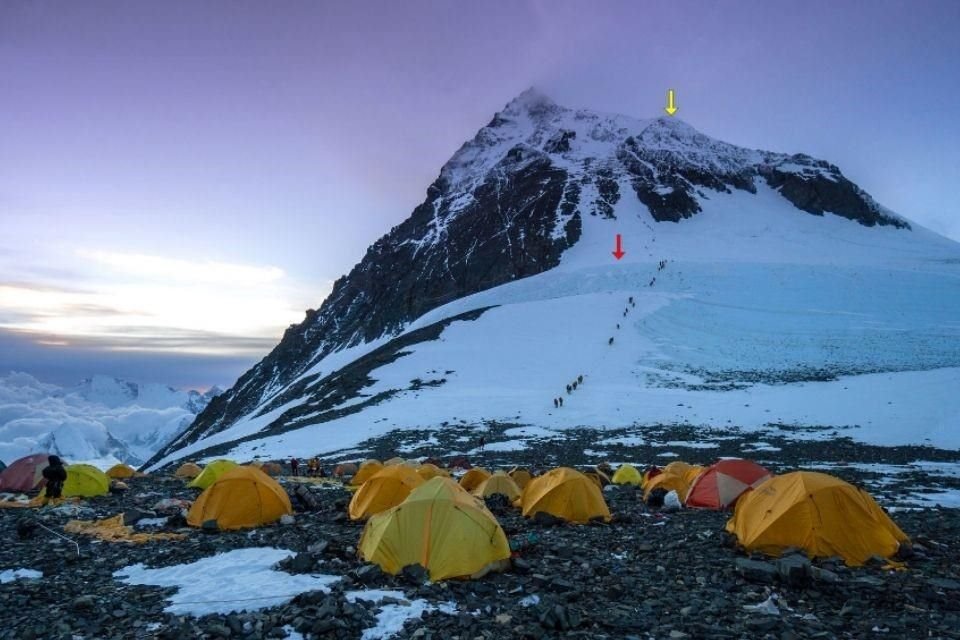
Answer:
[188,459,239,489]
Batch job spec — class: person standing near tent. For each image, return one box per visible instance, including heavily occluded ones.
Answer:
[290,457,300,477]
[42,455,66,500]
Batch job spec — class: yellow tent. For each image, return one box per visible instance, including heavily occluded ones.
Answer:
[416,463,450,481]
[63,464,110,498]
[358,477,510,581]
[106,463,137,479]
[584,469,611,489]
[726,471,909,567]
[642,461,703,502]
[612,464,643,486]
[643,471,694,503]
[384,457,407,467]
[349,465,424,521]
[683,465,706,486]
[351,460,385,486]
[187,466,293,530]
[188,459,238,489]
[473,471,521,501]
[520,467,611,523]
[509,468,533,489]
[663,460,696,478]
[175,462,202,478]
[458,467,491,492]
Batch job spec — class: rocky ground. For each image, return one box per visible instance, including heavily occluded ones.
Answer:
[2,429,959,640]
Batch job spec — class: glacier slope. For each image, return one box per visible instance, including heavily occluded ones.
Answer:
[148,182,960,468]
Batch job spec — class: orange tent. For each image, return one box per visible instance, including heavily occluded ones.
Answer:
[509,468,533,489]
[458,468,491,492]
[187,466,292,530]
[348,465,424,520]
[520,467,611,523]
[685,459,772,510]
[473,471,522,502]
[643,472,693,503]
[727,471,909,566]
[0,454,49,492]
[350,460,384,486]
[106,464,137,479]
[416,463,450,481]
[175,462,202,478]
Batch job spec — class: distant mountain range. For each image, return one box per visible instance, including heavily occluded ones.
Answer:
[146,89,960,469]
[0,372,221,468]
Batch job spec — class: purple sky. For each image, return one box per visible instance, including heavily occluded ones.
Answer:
[1,0,958,388]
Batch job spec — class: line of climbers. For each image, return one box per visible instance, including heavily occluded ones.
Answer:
[553,374,584,408]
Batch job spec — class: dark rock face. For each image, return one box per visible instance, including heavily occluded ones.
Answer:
[151,152,578,463]
[761,158,908,228]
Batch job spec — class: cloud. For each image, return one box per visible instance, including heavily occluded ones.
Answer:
[80,250,286,286]
[0,328,258,389]
[0,371,202,467]
[0,248,325,359]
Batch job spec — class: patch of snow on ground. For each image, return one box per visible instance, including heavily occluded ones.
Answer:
[0,568,42,583]
[743,442,782,452]
[657,451,679,458]
[599,435,645,446]
[519,594,540,607]
[113,548,339,615]
[661,440,719,449]
[903,490,960,509]
[133,517,168,528]
[346,590,456,640]
[480,439,528,452]
[503,426,556,438]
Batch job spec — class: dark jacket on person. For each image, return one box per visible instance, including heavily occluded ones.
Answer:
[42,455,67,499]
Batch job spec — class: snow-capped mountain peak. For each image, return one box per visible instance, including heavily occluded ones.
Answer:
[145,91,959,469]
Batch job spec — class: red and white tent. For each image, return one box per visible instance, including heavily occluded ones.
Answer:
[0,453,49,493]
[684,459,772,510]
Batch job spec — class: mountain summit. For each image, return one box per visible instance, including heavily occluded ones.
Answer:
[147,92,960,468]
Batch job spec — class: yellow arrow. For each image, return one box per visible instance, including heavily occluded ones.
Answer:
[664,89,678,116]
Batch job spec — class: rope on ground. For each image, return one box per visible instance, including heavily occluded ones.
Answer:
[34,520,80,557]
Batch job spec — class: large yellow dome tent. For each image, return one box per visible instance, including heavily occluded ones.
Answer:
[458,467,491,492]
[175,462,202,478]
[473,471,522,502]
[349,465,424,520]
[187,466,292,530]
[188,459,238,489]
[611,464,643,486]
[350,460,384,486]
[358,477,510,581]
[63,464,110,498]
[726,471,909,566]
[106,463,137,479]
[520,467,611,523]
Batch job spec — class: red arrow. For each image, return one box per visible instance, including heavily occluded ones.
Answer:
[612,233,625,260]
